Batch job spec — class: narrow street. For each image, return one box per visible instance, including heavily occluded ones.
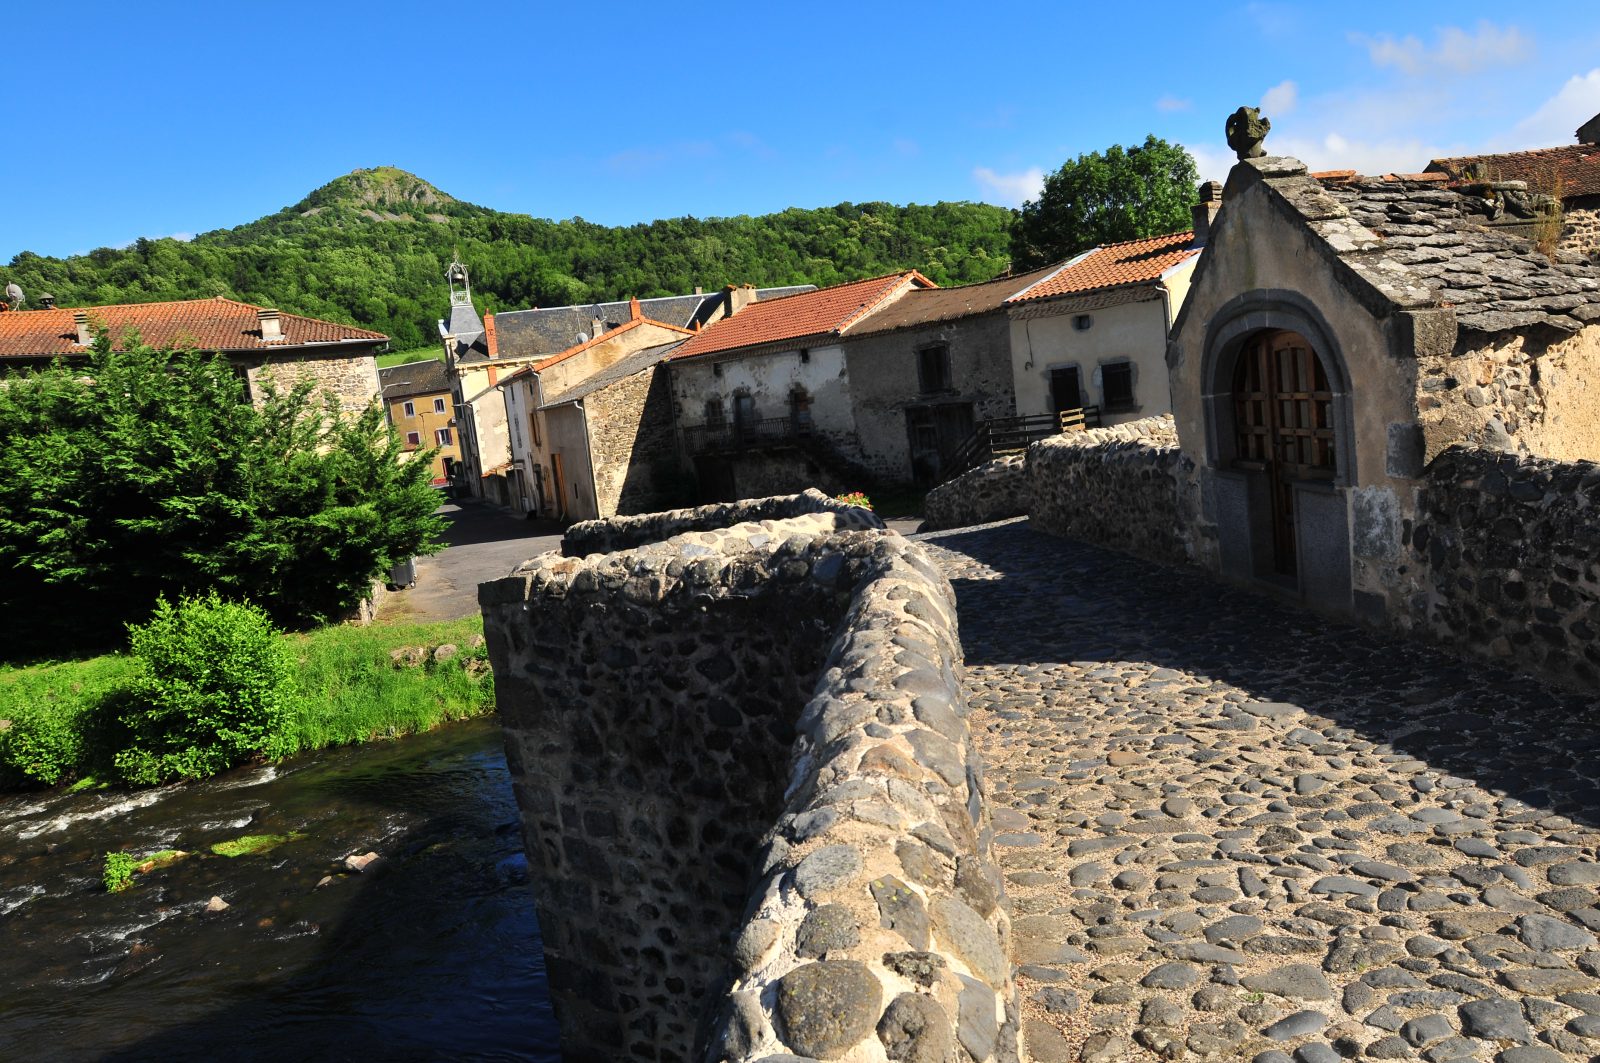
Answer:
[377,500,564,622]
[919,518,1600,1063]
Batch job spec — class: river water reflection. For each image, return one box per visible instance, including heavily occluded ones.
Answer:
[0,718,556,1062]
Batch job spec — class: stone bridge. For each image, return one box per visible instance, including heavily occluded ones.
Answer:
[485,501,1600,1062]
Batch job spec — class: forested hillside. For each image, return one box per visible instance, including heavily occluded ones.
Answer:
[1,167,1016,348]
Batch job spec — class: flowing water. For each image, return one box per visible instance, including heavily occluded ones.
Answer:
[0,718,558,1062]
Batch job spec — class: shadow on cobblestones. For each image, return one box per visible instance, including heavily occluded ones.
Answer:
[915,518,1600,1062]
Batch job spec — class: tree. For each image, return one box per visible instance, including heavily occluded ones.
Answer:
[1011,136,1200,270]
[0,337,445,657]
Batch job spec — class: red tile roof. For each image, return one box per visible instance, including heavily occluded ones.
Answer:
[1428,144,1600,199]
[668,271,934,360]
[0,296,387,360]
[1006,232,1199,304]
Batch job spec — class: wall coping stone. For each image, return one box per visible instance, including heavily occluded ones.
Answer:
[561,487,881,556]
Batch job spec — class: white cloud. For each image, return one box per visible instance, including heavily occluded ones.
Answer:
[1505,68,1600,148]
[1260,80,1298,117]
[1356,21,1532,76]
[1187,144,1237,185]
[973,166,1044,208]
[1269,132,1449,176]
[1156,94,1193,113]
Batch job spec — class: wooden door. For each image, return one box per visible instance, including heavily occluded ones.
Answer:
[1050,366,1082,416]
[550,453,568,521]
[1231,331,1336,575]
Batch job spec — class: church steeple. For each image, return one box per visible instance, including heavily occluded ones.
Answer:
[440,258,484,352]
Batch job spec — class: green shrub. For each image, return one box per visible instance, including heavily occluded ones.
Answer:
[116,593,295,785]
[0,700,84,788]
[0,657,138,788]
[103,851,137,893]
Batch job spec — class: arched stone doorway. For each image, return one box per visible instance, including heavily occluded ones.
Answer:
[1197,292,1356,611]
[1230,329,1338,576]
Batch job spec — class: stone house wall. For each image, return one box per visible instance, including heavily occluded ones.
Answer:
[1562,196,1600,260]
[920,453,1027,532]
[561,487,877,557]
[1026,415,1195,567]
[480,511,1015,1062]
[584,364,685,518]
[842,313,1016,484]
[242,351,381,416]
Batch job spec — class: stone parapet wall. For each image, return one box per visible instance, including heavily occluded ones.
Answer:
[1562,200,1600,260]
[561,486,881,556]
[1402,445,1600,689]
[1026,415,1195,565]
[481,508,1015,1063]
[920,454,1027,532]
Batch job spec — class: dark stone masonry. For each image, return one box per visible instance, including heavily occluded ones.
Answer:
[560,487,870,557]
[921,453,1027,533]
[1405,446,1600,689]
[1026,415,1197,567]
[482,505,1014,1062]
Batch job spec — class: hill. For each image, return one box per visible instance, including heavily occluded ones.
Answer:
[1,168,1016,349]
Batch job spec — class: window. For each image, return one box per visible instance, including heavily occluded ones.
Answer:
[530,413,542,447]
[1101,362,1135,410]
[1074,314,1094,331]
[405,431,421,447]
[704,399,725,426]
[433,397,446,414]
[917,345,952,393]
[790,387,813,433]
[436,428,453,446]
[402,400,415,418]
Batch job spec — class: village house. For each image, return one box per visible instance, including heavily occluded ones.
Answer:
[440,264,811,507]
[0,293,387,412]
[1427,110,1600,259]
[494,301,692,520]
[1166,126,1600,625]
[665,271,934,500]
[379,357,459,485]
[1005,221,1205,428]
[839,263,1058,484]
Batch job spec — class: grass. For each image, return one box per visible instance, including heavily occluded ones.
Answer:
[0,616,493,792]
[377,346,444,369]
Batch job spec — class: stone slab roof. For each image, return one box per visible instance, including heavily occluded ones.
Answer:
[539,341,683,408]
[0,296,387,360]
[379,357,449,400]
[485,285,815,363]
[1240,157,1600,336]
[848,262,1060,336]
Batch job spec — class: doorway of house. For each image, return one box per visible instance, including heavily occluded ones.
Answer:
[1050,366,1082,420]
[550,453,568,521]
[1231,330,1336,576]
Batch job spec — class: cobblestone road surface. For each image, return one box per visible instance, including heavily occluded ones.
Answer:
[917,519,1600,1063]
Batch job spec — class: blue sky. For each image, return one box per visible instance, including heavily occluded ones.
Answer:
[5,1,1599,260]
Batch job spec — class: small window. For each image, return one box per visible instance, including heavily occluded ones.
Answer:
[436,428,453,446]
[705,398,725,426]
[405,431,421,447]
[1102,362,1135,410]
[402,400,416,418]
[433,397,446,414]
[917,345,952,393]
[530,413,542,447]
[1074,314,1094,331]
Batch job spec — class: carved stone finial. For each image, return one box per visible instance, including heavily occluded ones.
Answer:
[1226,107,1271,160]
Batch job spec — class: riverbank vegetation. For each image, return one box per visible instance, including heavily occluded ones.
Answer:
[0,338,445,659]
[0,613,494,792]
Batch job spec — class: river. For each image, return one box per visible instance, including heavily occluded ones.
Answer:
[0,718,558,1062]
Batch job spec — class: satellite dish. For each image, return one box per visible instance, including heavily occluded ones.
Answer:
[3,283,22,308]
[575,332,589,344]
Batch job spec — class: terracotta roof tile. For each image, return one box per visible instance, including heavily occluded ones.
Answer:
[0,296,387,360]
[1006,232,1199,304]
[667,272,934,360]
[1428,144,1600,199]
[849,263,1063,336]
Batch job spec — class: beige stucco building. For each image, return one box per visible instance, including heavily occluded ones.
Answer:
[1006,225,1203,427]
[379,357,460,484]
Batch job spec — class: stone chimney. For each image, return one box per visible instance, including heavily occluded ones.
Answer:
[724,283,758,317]
[1192,181,1224,246]
[257,307,284,342]
[72,310,92,346]
[1578,111,1600,146]
[590,314,605,341]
